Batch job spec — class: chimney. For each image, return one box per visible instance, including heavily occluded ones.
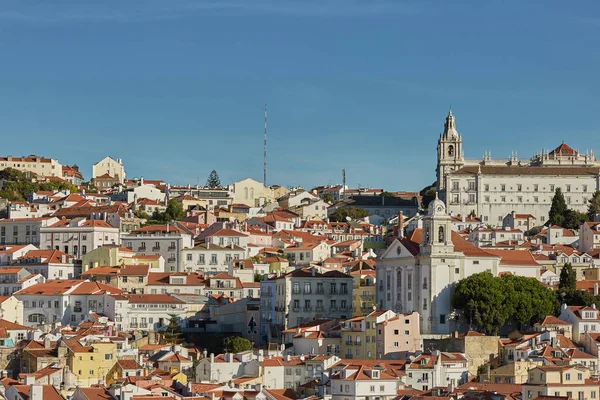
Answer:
[44,337,51,349]
[24,375,36,385]
[595,283,599,296]
[210,353,215,363]
[140,177,144,185]
[30,384,43,400]
[594,303,597,310]
[397,211,404,239]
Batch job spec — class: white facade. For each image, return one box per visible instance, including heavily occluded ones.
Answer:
[0,155,62,177]
[580,222,600,253]
[0,218,59,246]
[121,225,194,272]
[92,156,126,184]
[40,219,120,258]
[230,178,275,207]
[180,243,244,276]
[436,111,600,226]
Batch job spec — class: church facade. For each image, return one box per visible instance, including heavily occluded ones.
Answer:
[436,111,600,225]
[376,197,540,334]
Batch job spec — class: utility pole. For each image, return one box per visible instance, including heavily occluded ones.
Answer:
[342,169,346,200]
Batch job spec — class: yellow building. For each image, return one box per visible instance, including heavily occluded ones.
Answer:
[522,365,597,399]
[81,264,150,292]
[340,310,395,360]
[351,269,376,316]
[82,245,164,272]
[62,338,117,387]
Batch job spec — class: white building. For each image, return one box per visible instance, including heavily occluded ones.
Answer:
[0,244,38,265]
[275,267,354,329]
[0,218,59,246]
[0,267,45,296]
[376,196,540,334]
[559,304,600,341]
[329,362,399,400]
[92,156,126,184]
[0,155,62,177]
[14,280,123,327]
[229,178,275,207]
[40,218,120,258]
[121,225,194,272]
[580,222,600,253]
[180,243,245,276]
[16,249,79,279]
[436,110,600,225]
[405,351,469,391]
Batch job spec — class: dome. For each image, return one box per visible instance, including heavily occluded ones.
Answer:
[427,193,446,216]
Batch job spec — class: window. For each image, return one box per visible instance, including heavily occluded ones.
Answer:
[105,354,113,360]
[370,386,375,392]
[567,184,571,192]
[501,184,506,191]
[423,277,428,289]
[394,329,399,335]
[484,184,489,191]
[550,184,555,191]
[423,298,427,310]
[187,254,192,261]
[534,184,538,192]
[211,254,217,264]
[565,373,571,381]
[440,314,446,324]
[584,185,588,192]
[517,184,522,191]
[199,254,205,264]
[501,196,506,202]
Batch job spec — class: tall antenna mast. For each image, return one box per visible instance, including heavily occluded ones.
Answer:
[342,168,346,200]
[263,104,268,187]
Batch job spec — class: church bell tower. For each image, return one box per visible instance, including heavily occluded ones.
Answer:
[436,110,465,200]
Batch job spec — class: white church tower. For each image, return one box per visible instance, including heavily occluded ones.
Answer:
[436,110,464,201]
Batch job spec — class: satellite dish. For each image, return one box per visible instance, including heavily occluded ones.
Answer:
[346,216,351,222]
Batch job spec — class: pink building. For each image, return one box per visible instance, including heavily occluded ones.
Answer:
[376,311,421,359]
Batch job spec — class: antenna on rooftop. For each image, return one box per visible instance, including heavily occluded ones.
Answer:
[263,104,268,187]
[342,169,346,200]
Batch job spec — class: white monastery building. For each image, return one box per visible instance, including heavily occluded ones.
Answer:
[436,110,600,225]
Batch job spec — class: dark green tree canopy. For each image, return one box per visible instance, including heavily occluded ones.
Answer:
[549,188,567,227]
[559,263,577,291]
[322,193,334,203]
[164,199,185,221]
[161,314,184,344]
[223,336,252,353]
[588,190,600,221]
[206,170,222,188]
[421,189,437,210]
[452,272,556,334]
[0,167,78,201]
[332,207,370,222]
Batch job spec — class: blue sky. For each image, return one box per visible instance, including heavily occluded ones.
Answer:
[1,0,599,191]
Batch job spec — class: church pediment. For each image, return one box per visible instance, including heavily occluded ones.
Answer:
[380,238,418,259]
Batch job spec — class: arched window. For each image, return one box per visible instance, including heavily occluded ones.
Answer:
[438,226,445,243]
[397,271,402,291]
[448,145,454,157]
[244,187,248,200]
[250,187,255,199]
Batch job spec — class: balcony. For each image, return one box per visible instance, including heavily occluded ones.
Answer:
[168,245,176,251]
[329,307,338,312]
[292,307,301,312]
[328,291,338,296]
[130,323,138,328]
[346,341,353,346]
[303,307,313,312]
[167,257,176,263]
[152,246,160,251]
[362,295,374,300]
[138,246,146,252]
[292,290,301,295]
[262,292,273,298]
[74,307,82,312]
[315,306,325,312]
[340,290,348,295]
[354,340,361,345]
[316,289,325,295]
[303,290,312,295]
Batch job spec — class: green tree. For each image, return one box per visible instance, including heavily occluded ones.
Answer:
[588,190,600,221]
[548,188,568,227]
[134,209,150,219]
[160,314,184,344]
[559,263,577,291]
[164,199,185,221]
[206,170,222,188]
[452,272,511,335]
[322,193,334,203]
[254,272,264,282]
[501,275,556,324]
[421,189,437,210]
[223,336,252,353]
[332,207,370,222]
[563,209,588,230]
[380,191,395,197]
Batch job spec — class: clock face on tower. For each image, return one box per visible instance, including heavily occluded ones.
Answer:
[437,206,443,213]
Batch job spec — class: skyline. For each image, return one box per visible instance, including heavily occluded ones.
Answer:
[1,0,600,190]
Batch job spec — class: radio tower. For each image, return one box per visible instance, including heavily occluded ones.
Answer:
[263,104,267,187]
